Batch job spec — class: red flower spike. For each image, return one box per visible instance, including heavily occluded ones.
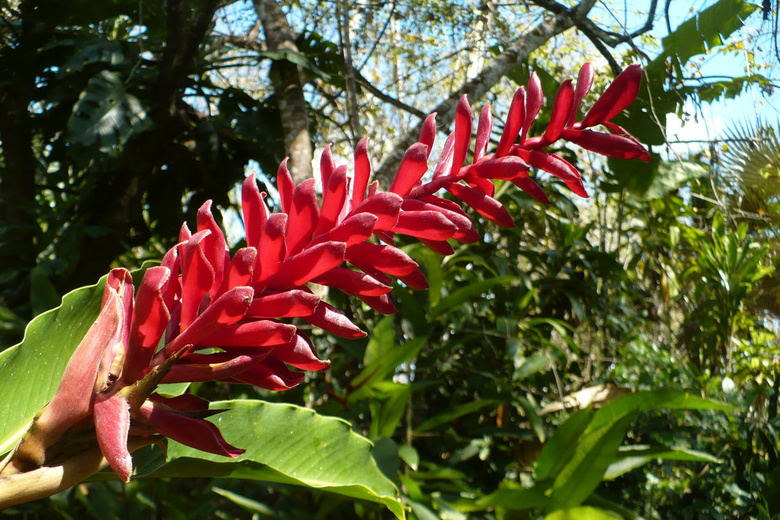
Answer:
[313,266,392,297]
[580,64,642,128]
[320,144,336,191]
[450,95,472,175]
[272,334,330,371]
[241,175,268,250]
[523,73,543,143]
[496,88,525,157]
[162,286,254,358]
[349,192,403,231]
[432,132,456,181]
[446,182,515,228]
[247,289,320,318]
[26,64,652,483]
[511,177,551,204]
[162,351,270,384]
[303,301,366,338]
[419,112,437,155]
[276,158,295,214]
[197,201,229,299]
[351,137,371,209]
[124,266,171,382]
[569,62,595,125]
[179,230,215,331]
[94,393,133,482]
[389,143,430,197]
[394,210,457,241]
[286,178,320,256]
[314,164,348,237]
[541,79,574,146]
[202,319,297,347]
[266,241,346,289]
[218,247,257,297]
[359,293,398,314]
[254,213,288,286]
[138,397,244,458]
[231,357,306,391]
[474,104,493,162]
[311,213,378,247]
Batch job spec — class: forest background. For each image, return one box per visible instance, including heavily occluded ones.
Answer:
[1,0,779,518]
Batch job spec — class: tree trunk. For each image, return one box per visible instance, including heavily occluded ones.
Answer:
[256,0,313,183]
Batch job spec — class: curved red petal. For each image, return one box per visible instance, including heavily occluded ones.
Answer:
[202,319,297,347]
[266,241,346,289]
[474,104,493,163]
[351,137,371,209]
[95,393,132,482]
[247,289,320,318]
[451,95,472,175]
[302,301,366,338]
[569,62,595,125]
[241,175,268,250]
[581,64,642,128]
[496,88,525,157]
[276,158,295,215]
[389,143,430,197]
[315,164,348,237]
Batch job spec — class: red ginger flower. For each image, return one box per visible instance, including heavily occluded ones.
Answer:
[8,63,649,482]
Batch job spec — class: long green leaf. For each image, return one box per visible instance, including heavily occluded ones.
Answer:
[416,399,503,433]
[429,276,519,318]
[544,506,622,520]
[142,400,404,518]
[603,445,721,480]
[549,390,733,507]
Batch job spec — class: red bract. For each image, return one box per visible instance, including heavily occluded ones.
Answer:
[10,63,650,482]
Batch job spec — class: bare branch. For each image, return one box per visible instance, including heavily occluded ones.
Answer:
[374,0,599,187]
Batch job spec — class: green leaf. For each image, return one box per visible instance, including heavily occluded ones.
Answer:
[643,160,709,199]
[659,0,759,68]
[535,408,595,482]
[147,400,404,518]
[549,391,734,507]
[369,382,412,438]
[211,487,277,517]
[398,444,419,471]
[544,506,622,520]
[416,399,503,433]
[603,445,721,480]
[363,315,394,367]
[350,337,427,400]
[429,276,519,318]
[67,70,150,150]
[476,483,553,510]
